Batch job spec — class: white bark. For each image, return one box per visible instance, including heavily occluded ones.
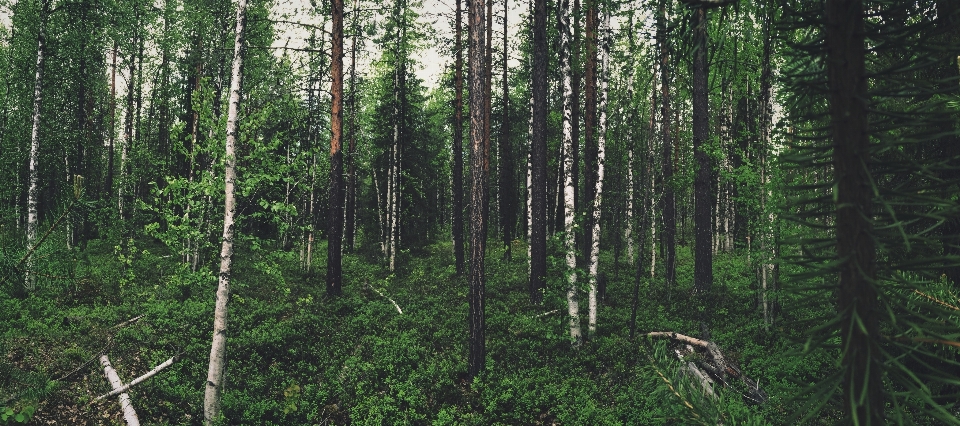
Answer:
[95,357,174,402]
[527,84,534,276]
[625,149,634,264]
[25,0,48,291]
[365,280,403,314]
[558,0,580,344]
[99,355,140,426]
[587,10,610,336]
[204,1,246,424]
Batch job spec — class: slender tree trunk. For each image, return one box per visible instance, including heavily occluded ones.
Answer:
[204,1,246,423]
[692,5,714,339]
[586,7,609,336]
[107,43,117,205]
[346,0,359,252]
[826,0,881,422]
[25,0,49,291]
[530,0,547,304]
[453,0,466,274]
[582,0,598,272]
[558,0,581,345]
[658,0,676,292]
[498,0,513,260]
[328,0,345,295]
[467,0,488,379]
[482,0,493,248]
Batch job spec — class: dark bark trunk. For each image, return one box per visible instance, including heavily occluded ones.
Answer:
[453,0,466,275]
[467,0,487,380]
[530,0,547,304]
[692,5,714,339]
[327,0,345,296]
[826,0,881,422]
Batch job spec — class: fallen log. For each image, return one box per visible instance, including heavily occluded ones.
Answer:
[365,280,403,314]
[99,355,140,426]
[645,331,767,405]
[94,357,175,402]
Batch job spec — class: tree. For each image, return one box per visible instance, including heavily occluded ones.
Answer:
[529,0,547,305]
[203,0,247,423]
[327,0,345,296]
[453,0,466,275]
[824,0,879,421]
[24,0,50,291]
[657,0,676,293]
[467,0,487,379]
[586,0,609,337]
[558,0,581,344]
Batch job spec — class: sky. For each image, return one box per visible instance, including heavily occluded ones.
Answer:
[271,0,528,89]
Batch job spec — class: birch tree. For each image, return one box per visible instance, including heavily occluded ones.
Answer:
[529,0,547,305]
[203,0,247,423]
[24,0,50,291]
[558,0,581,344]
[586,4,609,336]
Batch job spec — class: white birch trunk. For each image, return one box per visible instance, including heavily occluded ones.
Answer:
[527,86,534,276]
[100,356,140,426]
[557,0,580,344]
[204,1,246,423]
[25,0,48,291]
[587,9,610,336]
[625,149,634,264]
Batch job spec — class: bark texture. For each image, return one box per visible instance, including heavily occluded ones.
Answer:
[467,0,487,379]
[204,0,247,423]
[453,0,466,275]
[530,0,548,304]
[25,0,49,291]
[826,0,882,422]
[692,5,713,339]
[657,0,676,292]
[558,0,581,344]
[328,0,345,296]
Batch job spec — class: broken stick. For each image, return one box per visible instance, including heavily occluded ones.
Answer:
[95,357,175,402]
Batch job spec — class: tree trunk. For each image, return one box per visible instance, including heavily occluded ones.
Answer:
[453,0,466,275]
[692,5,714,339]
[497,0,513,259]
[558,0,581,345]
[25,0,49,291]
[467,0,487,379]
[203,0,246,423]
[658,0,676,292]
[586,7,609,336]
[327,0,345,296]
[530,0,548,305]
[825,0,881,422]
[582,0,598,273]
[346,0,359,252]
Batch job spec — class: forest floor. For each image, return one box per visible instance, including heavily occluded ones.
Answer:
[1,236,824,425]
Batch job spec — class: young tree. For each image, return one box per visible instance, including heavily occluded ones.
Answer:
[529,0,547,304]
[467,0,487,379]
[328,0,345,296]
[204,0,247,423]
[657,0,676,293]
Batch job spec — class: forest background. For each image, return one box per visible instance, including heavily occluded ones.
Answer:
[1,0,960,424]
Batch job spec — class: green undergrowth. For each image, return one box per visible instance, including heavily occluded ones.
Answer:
[0,233,816,424]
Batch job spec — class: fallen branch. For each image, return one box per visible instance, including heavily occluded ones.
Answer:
[365,280,403,314]
[99,355,140,426]
[645,331,767,405]
[532,309,559,319]
[94,357,175,402]
[112,315,145,329]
